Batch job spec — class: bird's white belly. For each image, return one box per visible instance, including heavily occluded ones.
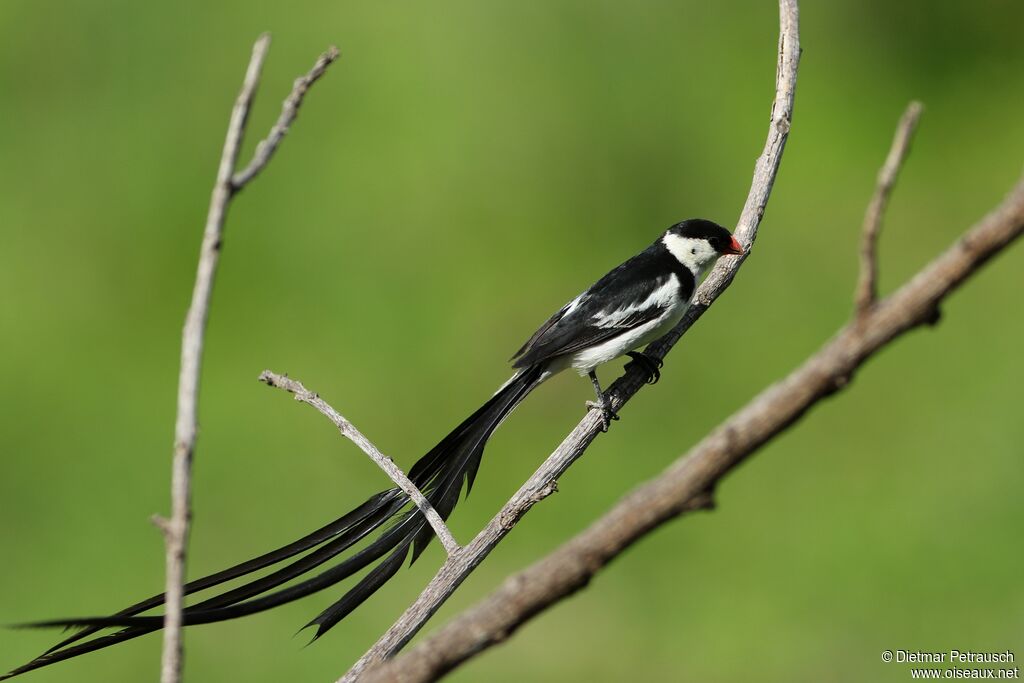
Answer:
[567,302,688,375]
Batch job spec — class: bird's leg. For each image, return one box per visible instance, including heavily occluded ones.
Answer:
[585,369,619,431]
[626,351,663,385]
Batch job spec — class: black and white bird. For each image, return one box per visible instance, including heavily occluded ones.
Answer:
[4,218,743,679]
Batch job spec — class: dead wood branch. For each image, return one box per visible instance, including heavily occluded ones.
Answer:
[155,34,337,683]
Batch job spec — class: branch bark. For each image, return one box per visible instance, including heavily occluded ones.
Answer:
[339,1,801,679]
[358,164,1024,683]
[258,371,461,556]
[154,35,338,683]
[855,101,923,314]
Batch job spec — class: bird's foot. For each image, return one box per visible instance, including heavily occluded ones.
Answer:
[626,351,663,385]
[586,396,620,432]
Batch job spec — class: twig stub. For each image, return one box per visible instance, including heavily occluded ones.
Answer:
[855,101,924,315]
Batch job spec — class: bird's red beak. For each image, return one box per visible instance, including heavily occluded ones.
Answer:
[723,236,745,255]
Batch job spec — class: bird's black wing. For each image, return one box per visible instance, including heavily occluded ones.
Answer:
[512,245,691,367]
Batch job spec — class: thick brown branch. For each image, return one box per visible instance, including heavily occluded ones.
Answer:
[156,35,337,683]
[361,175,1024,683]
[339,1,801,679]
[258,371,460,555]
[855,101,923,314]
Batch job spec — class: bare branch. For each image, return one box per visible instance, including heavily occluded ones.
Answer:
[155,34,338,683]
[232,45,340,190]
[156,33,269,683]
[339,1,801,680]
[360,175,1024,683]
[258,371,460,556]
[855,101,924,314]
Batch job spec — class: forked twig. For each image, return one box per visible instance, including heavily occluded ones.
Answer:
[155,34,338,683]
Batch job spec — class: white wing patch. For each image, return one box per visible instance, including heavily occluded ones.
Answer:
[591,274,680,328]
[562,292,587,318]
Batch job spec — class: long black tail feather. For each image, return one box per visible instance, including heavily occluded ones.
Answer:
[4,363,545,679]
[39,490,399,656]
[1,491,408,681]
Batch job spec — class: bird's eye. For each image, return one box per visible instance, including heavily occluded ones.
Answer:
[690,248,696,255]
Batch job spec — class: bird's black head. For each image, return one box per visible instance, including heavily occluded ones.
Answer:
[668,219,744,256]
[661,219,744,276]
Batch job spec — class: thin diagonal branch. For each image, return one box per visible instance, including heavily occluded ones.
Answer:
[359,172,1024,683]
[339,1,801,680]
[154,34,338,683]
[855,101,923,314]
[258,371,461,556]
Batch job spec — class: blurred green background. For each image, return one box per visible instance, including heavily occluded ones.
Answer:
[2,1,1022,681]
